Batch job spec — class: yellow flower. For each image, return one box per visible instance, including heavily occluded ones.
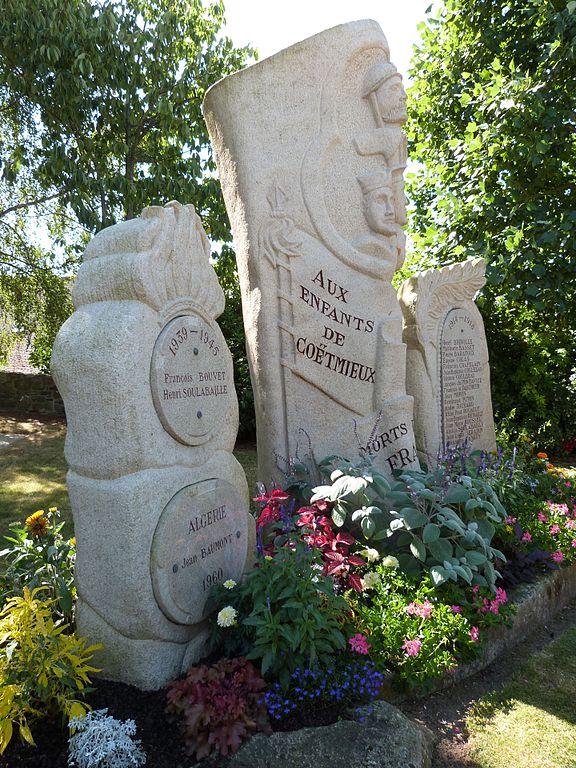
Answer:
[25,510,49,538]
[69,537,77,547]
[505,525,513,534]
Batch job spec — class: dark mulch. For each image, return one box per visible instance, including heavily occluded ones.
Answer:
[0,677,345,768]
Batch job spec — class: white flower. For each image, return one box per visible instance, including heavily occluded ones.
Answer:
[361,571,382,590]
[217,606,237,627]
[361,547,380,563]
[381,555,400,569]
[223,579,237,590]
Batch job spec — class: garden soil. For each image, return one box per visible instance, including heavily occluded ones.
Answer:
[1,596,575,768]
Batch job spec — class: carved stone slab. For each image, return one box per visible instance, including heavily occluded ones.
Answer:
[150,479,247,625]
[151,315,234,446]
[399,258,496,465]
[203,21,419,484]
[51,202,253,689]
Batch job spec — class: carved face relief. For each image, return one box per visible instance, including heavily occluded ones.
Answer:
[363,184,396,235]
[374,75,407,124]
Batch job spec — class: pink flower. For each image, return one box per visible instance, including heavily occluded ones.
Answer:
[566,482,572,488]
[451,605,462,614]
[550,524,561,535]
[537,512,548,522]
[505,516,517,524]
[566,520,576,530]
[405,600,434,619]
[571,540,576,548]
[521,531,532,543]
[552,551,564,563]
[402,638,422,657]
[470,626,479,642]
[348,633,370,655]
[495,587,507,604]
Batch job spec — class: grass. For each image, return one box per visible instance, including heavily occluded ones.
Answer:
[0,416,258,542]
[467,626,576,768]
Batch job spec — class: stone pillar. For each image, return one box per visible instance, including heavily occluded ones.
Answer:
[51,202,254,690]
[398,258,497,466]
[203,21,419,485]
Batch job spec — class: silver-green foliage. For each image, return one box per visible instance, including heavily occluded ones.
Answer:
[68,709,146,768]
[310,457,507,592]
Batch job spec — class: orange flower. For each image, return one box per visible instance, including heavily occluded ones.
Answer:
[536,452,548,460]
[25,510,49,537]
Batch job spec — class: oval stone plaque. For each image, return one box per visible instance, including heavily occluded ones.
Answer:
[150,314,234,445]
[150,478,247,625]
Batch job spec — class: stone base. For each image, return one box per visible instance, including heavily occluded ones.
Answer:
[77,600,209,690]
[201,701,433,768]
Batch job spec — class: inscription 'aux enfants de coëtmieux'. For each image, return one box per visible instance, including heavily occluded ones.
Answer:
[295,269,377,383]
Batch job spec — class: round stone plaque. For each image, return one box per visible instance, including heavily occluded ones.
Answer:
[150,314,234,445]
[150,479,247,625]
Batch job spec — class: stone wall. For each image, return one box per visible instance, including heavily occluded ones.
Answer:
[0,371,65,416]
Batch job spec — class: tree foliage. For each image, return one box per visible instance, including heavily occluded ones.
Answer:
[0,0,254,394]
[406,0,576,447]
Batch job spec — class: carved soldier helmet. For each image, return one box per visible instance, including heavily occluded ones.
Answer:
[362,61,401,98]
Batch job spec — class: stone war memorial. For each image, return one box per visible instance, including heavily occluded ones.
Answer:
[204,20,420,486]
[51,202,254,690]
[399,257,497,467]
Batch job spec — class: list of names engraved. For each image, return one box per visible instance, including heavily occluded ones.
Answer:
[150,315,234,445]
[441,309,484,447]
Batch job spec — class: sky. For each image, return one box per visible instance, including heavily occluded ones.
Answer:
[221,0,434,82]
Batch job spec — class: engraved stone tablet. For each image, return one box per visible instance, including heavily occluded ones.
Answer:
[399,258,496,466]
[441,310,486,447]
[150,478,247,625]
[151,315,234,446]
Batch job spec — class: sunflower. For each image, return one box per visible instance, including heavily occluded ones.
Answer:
[25,510,50,537]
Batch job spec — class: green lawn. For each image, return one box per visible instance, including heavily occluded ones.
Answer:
[0,416,258,542]
[467,626,576,768]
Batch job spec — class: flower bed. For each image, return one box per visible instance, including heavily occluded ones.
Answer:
[1,444,575,766]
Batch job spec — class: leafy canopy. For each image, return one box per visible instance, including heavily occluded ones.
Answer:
[0,0,254,368]
[406,0,576,446]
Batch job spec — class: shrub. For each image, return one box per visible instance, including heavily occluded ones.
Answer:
[309,457,507,591]
[165,657,269,761]
[352,567,483,690]
[0,587,100,755]
[207,540,351,690]
[0,507,76,623]
[68,709,146,768]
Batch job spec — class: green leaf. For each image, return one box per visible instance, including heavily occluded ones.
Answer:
[428,538,453,562]
[429,565,449,586]
[422,523,441,543]
[444,485,471,504]
[463,550,487,566]
[400,508,429,529]
[361,516,376,539]
[332,501,347,528]
[410,537,426,561]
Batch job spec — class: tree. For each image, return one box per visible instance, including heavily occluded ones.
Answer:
[406,0,576,447]
[0,0,255,380]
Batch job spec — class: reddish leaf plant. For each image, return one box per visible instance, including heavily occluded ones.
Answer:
[165,657,270,760]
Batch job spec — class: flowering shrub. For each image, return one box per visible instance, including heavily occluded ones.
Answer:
[165,657,269,760]
[0,588,100,755]
[261,658,384,722]
[352,568,492,690]
[207,540,351,690]
[0,507,76,624]
[68,709,146,768]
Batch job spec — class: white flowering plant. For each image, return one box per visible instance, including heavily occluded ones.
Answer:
[68,709,146,768]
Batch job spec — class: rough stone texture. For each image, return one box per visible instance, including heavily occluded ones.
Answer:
[0,371,64,415]
[51,202,254,689]
[204,21,419,487]
[201,702,433,768]
[399,258,496,466]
